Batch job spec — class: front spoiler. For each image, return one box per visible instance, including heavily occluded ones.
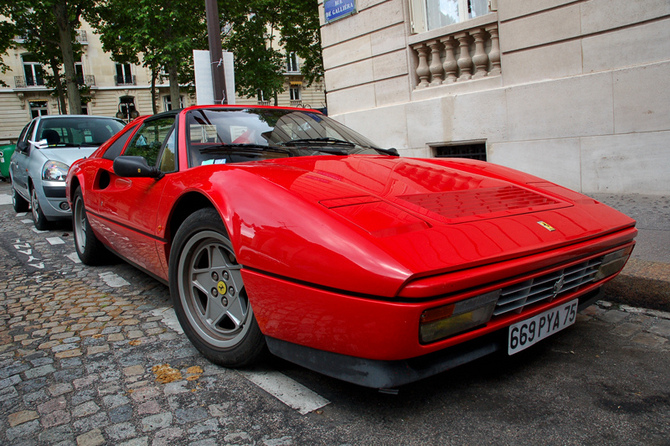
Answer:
[266,288,602,389]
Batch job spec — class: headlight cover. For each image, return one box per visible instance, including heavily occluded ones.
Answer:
[42,160,69,182]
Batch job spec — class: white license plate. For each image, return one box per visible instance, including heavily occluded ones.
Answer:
[508,299,578,355]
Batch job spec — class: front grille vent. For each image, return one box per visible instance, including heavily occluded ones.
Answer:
[493,258,603,316]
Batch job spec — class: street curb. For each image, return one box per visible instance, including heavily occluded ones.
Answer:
[601,259,670,313]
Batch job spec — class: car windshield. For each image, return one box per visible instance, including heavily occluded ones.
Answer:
[186,108,385,167]
[35,117,126,148]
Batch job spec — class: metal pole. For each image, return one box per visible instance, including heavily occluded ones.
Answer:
[205,0,227,104]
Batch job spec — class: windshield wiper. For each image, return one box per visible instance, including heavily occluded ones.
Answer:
[199,143,291,155]
[283,137,355,147]
[374,147,400,156]
[303,147,350,155]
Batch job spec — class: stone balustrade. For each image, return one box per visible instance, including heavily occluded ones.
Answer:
[410,22,501,89]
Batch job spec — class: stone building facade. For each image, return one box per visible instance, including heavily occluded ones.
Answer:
[318,0,670,194]
[0,20,326,143]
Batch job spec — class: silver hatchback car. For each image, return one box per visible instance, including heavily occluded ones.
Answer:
[10,115,125,229]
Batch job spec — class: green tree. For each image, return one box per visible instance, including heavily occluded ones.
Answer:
[5,3,69,112]
[222,4,284,103]
[0,13,16,88]
[275,0,323,86]
[1,0,91,114]
[221,0,323,103]
[51,0,91,114]
[90,0,208,112]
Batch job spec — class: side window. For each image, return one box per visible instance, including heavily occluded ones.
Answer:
[103,125,137,161]
[17,122,31,143]
[158,128,177,172]
[23,121,37,143]
[124,117,175,167]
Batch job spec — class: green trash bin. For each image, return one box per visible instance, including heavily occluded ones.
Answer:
[0,144,15,181]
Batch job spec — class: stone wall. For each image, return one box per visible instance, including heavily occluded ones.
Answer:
[319,0,670,194]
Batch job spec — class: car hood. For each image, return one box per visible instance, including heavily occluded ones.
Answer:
[37,147,98,166]
[213,155,636,296]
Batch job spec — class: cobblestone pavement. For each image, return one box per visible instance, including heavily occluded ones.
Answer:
[1,181,669,445]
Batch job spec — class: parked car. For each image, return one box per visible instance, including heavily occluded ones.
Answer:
[66,105,637,388]
[11,115,125,229]
[0,144,15,181]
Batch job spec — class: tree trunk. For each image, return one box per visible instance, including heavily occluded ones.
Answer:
[49,58,67,114]
[151,68,158,114]
[52,3,82,115]
[168,64,180,110]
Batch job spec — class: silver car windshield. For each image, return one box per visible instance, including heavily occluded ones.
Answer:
[34,117,126,148]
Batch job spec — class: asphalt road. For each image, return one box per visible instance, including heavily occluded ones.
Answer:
[0,179,668,446]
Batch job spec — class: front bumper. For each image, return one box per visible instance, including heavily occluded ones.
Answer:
[242,228,635,387]
[38,181,71,219]
[264,288,601,388]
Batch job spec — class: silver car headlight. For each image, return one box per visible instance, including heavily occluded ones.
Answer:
[42,160,69,182]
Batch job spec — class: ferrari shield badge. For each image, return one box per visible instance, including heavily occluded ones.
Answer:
[537,221,556,232]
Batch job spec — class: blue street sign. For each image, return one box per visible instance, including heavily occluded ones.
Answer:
[324,0,356,23]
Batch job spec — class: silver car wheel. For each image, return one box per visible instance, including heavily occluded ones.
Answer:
[73,194,87,254]
[176,230,251,349]
[31,188,40,221]
[30,187,48,230]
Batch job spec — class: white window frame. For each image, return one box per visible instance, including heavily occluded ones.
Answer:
[22,56,44,87]
[115,63,133,85]
[29,101,48,118]
[163,95,184,111]
[410,0,491,34]
[289,85,301,101]
[286,53,299,73]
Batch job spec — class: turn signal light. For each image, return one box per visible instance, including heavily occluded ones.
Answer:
[593,246,633,282]
[420,290,500,343]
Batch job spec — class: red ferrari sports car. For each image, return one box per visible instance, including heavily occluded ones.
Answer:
[66,105,636,388]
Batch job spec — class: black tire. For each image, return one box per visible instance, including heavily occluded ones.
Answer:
[169,207,265,367]
[30,187,50,230]
[12,186,29,213]
[72,187,110,265]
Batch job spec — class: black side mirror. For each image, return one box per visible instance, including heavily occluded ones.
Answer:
[113,156,163,179]
[17,141,29,153]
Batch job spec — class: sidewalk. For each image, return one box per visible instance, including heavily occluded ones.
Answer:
[591,193,670,312]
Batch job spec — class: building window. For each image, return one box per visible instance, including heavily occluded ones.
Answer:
[115,63,135,85]
[75,63,84,85]
[286,53,299,73]
[290,85,301,101]
[412,0,490,33]
[22,55,45,87]
[163,95,184,111]
[116,95,138,120]
[434,142,487,161]
[30,101,48,119]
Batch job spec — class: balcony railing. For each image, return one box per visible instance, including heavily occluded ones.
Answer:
[14,76,45,89]
[15,75,96,89]
[76,30,88,44]
[257,100,271,106]
[76,75,96,86]
[115,75,137,86]
[409,20,501,89]
[289,100,303,107]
